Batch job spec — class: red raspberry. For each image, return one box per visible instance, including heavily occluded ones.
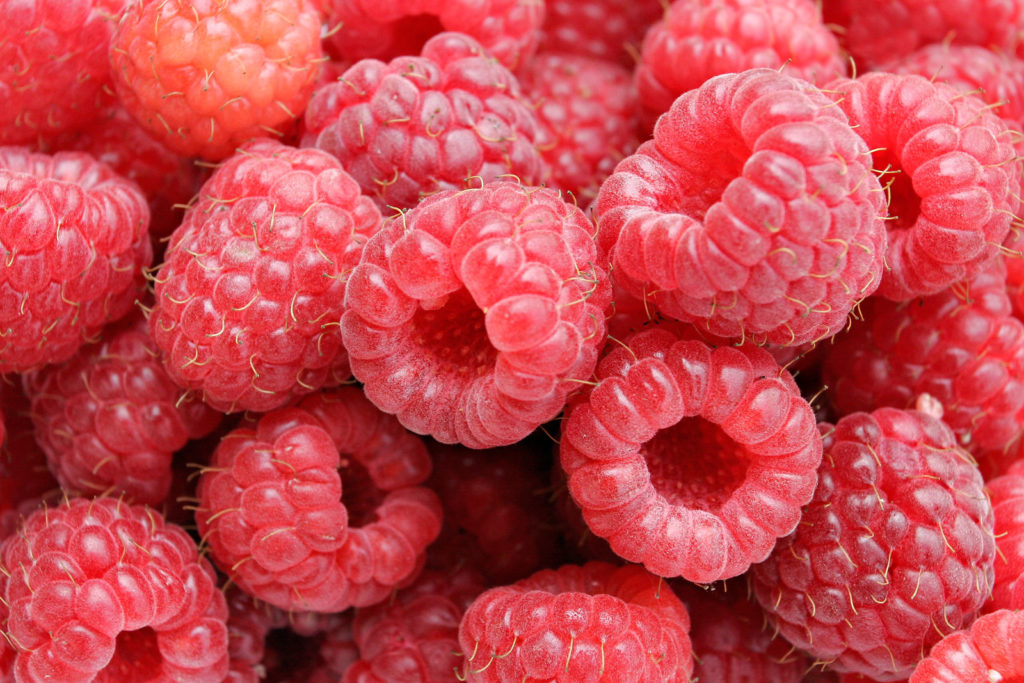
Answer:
[752,408,997,681]
[0,147,152,373]
[457,561,694,682]
[315,0,542,72]
[518,52,641,206]
[0,382,58,540]
[302,33,546,212]
[148,138,381,413]
[560,326,822,583]
[23,314,222,505]
[910,609,1024,682]
[538,0,664,66]
[825,72,1022,300]
[0,497,230,682]
[341,181,611,449]
[0,0,124,145]
[636,0,845,125]
[109,0,323,161]
[985,460,1024,612]
[195,387,443,613]
[596,68,887,347]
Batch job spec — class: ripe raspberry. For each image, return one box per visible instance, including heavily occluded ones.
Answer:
[341,180,611,449]
[910,609,1024,682]
[538,0,664,66]
[636,0,845,125]
[315,0,543,71]
[0,147,152,373]
[0,0,124,145]
[595,68,886,347]
[148,138,381,413]
[0,497,230,682]
[560,326,822,583]
[302,33,546,212]
[109,0,323,160]
[985,459,1024,612]
[0,382,58,540]
[195,387,443,613]
[518,52,641,206]
[22,313,222,506]
[752,408,997,681]
[457,561,694,682]
[825,72,1022,300]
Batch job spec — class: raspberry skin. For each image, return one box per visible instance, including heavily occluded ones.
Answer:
[0,146,152,373]
[910,609,1024,682]
[457,561,694,682]
[538,0,664,66]
[195,387,443,613]
[302,33,546,212]
[109,0,323,161]
[826,72,1022,300]
[752,408,997,681]
[636,0,845,125]
[341,181,611,449]
[0,497,230,682]
[0,0,124,145]
[0,382,58,540]
[595,68,887,347]
[148,138,381,413]
[315,0,543,72]
[560,326,822,583]
[985,460,1024,612]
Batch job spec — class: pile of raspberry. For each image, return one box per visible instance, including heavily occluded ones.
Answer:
[3,0,1024,680]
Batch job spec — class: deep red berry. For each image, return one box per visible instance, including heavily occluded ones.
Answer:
[538,0,664,66]
[910,609,1024,682]
[985,459,1024,612]
[0,382,58,540]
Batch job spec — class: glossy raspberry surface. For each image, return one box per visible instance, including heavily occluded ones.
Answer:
[909,609,1024,682]
[985,459,1024,612]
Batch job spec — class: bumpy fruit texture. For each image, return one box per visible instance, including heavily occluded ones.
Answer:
[0,147,152,373]
[148,138,381,413]
[0,497,230,682]
[752,408,997,681]
[538,0,664,66]
[909,609,1024,682]
[560,327,822,583]
[302,33,546,212]
[316,0,542,71]
[196,387,442,613]
[457,562,694,682]
[341,181,611,449]
[597,67,886,347]
[0,0,125,145]
[0,382,58,540]
[985,459,1024,612]
[636,0,845,124]
[109,0,323,160]
[826,72,1022,301]
[23,314,222,505]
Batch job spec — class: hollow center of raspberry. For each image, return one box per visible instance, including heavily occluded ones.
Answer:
[94,627,161,681]
[642,418,751,512]
[340,456,385,528]
[409,289,496,377]
[387,13,446,58]
[876,153,921,230]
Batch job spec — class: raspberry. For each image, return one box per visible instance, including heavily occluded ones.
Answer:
[109,0,323,161]
[538,0,664,66]
[595,68,887,347]
[195,387,443,613]
[22,313,222,506]
[0,0,124,145]
[910,609,1024,682]
[302,33,546,212]
[636,0,845,125]
[148,138,381,413]
[341,180,611,449]
[825,72,1022,300]
[315,0,543,71]
[0,497,230,682]
[0,147,152,373]
[752,408,997,681]
[560,326,822,583]
[0,382,58,540]
[457,561,694,682]
[985,459,1024,612]
[518,52,641,206]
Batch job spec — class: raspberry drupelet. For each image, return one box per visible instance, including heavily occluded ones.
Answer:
[596,68,887,347]
[302,33,547,212]
[341,180,611,449]
[910,609,1024,682]
[752,408,997,681]
[0,146,152,373]
[148,138,381,413]
[538,0,664,67]
[985,459,1024,612]
[559,325,822,583]
[0,497,230,682]
[109,0,323,161]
